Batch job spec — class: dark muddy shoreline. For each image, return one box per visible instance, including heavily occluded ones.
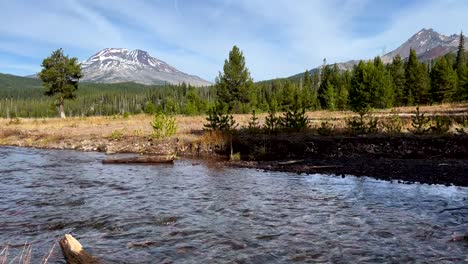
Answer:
[229,134,468,187]
[230,158,468,187]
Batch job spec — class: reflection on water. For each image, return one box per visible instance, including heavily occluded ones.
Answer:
[0,147,467,263]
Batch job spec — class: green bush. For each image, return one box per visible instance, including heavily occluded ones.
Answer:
[346,112,379,135]
[431,116,451,134]
[317,121,334,136]
[204,106,237,131]
[263,111,281,133]
[280,108,309,132]
[381,110,403,134]
[247,110,261,132]
[151,111,177,139]
[144,101,156,115]
[410,107,431,135]
[108,130,123,140]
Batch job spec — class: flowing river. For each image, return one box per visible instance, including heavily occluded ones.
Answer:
[0,147,467,263]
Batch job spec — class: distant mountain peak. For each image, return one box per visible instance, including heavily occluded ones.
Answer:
[381,28,463,63]
[81,48,211,86]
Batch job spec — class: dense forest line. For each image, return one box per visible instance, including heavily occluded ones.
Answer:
[1,35,468,118]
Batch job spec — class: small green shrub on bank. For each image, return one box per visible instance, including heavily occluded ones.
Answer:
[204,106,237,131]
[108,129,123,140]
[431,116,451,134]
[381,110,403,134]
[410,107,431,135]
[263,111,281,133]
[151,111,177,139]
[317,121,334,136]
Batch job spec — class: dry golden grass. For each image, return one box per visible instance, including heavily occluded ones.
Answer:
[0,103,466,143]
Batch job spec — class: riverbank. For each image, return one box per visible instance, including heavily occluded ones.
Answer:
[1,104,467,186]
[230,134,468,187]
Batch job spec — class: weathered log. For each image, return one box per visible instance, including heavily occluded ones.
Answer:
[277,160,304,165]
[59,234,102,264]
[102,155,175,164]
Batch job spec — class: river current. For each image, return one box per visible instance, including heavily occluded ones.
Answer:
[0,147,467,263]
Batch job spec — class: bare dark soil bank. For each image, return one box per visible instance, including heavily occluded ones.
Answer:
[230,134,468,187]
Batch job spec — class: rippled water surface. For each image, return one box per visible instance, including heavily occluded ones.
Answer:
[0,147,467,263]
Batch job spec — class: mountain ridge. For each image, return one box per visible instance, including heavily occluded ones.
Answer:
[80,48,212,86]
[287,28,466,80]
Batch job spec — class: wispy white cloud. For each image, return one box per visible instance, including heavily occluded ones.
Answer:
[0,0,467,80]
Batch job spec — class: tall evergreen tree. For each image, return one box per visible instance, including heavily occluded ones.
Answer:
[371,56,394,108]
[389,55,405,106]
[430,57,458,103]
[454,31,468,100]
[404,49,430,105]
[38,48,82,118]
[318,64,332,109]
[301,70,313,109]
[350,61,372,114]
[215,45,255,113]
[336,70,350,110]
[323,80,336,110]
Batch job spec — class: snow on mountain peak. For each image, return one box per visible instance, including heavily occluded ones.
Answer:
[80,48,212,86]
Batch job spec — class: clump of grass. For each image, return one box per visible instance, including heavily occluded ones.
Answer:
[107,129,124,140]
[7,117,21,125]
[0,242,55,264]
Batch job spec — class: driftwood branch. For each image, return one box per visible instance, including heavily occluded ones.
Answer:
[59,234,102,264]
[102,155,175,164]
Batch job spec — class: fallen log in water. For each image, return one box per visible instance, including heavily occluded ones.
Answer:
[102,155,175,164]
[59,234,102,264]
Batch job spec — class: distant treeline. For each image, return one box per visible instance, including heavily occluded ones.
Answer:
[1,46,468,118]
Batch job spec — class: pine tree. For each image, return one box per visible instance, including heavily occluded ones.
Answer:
[371,56,394,108]
[389,55,405,106]
[350,61,372,115]
[318,65,331,108]
[336,70,350,110]
[323,80,336,110]
[430,57,457,103]
[301,70,313,109]
[38,48,82,118]
[215,45,255,113]
[455,31,466,71]
[404,49,430,105]
[454,31,468,100]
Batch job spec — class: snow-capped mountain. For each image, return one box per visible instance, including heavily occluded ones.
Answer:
[81,48,211,86]
[381,28,462,63]
[289,28,466,79]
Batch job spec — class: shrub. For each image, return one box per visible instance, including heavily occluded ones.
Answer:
[410,107,431,135]
[204,106,237,131]
[263,111,281,133]
[151,111,177,139]
[317,121,334,136]
[247,110,261,132]
[7,118,21,125]
[144,101,156,115]
[281,108,309,132]
[381,110,403,134]
[108,130,123,140]
[346,112,379,135]
[431,116,451,134]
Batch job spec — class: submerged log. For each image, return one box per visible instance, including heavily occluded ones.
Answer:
[102,155,175,164]
[59,234,102,264]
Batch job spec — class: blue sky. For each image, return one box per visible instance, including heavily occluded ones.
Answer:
[0,0,467,81]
